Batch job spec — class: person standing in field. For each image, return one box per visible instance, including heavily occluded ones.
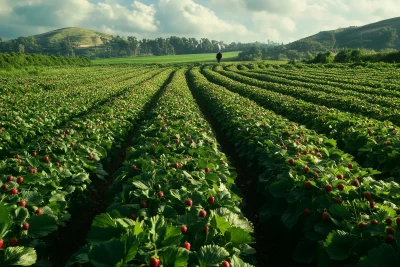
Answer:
[216,52,222,63]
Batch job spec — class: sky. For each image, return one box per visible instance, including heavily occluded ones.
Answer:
[0,0,398,43]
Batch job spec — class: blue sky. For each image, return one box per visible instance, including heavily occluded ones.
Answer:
[0,0,398,43]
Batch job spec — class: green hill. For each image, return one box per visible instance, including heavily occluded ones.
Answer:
[32,27,113,48]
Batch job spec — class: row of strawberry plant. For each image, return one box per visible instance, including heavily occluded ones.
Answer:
[225,66,400,108]
[188,67,400,266]
[67,69,256,267]
[0,69,174,266]
[215,68,400,125]
[251,66,400,91]
[202,66,400,178]
[244,68,400,97]
[0,67,163,156]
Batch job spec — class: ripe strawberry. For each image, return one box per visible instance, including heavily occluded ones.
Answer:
[387,227,395,235]
[304,167,310,173]
[370,219,378,225]
[208,196,215,204]
[157,192,164,199]
[22,222,29,230]
[337,174,343,180]
[386,235,394,243]
[32,152,37,157]
[322,212,329,221]
[288,158,295,165]
[89,153,94,160]
[364,192,371,200]
[182,242,191,251]
[204,225,209,232]
[0,239,3,249]
[359,222,366,228]
[386,218,393,226]
[36,209,43,215]
[181,225,188,234]
[176,139,180,144]
[199,210,207,218]
[325,184,332,192]
[129,214,137,221]
[352,179,360,187]
[7,176,13,182]
[338,184,345,191]
[10,238,18,247]
[19,200,26,207]
[17,176,23,184]
[185,199,193,207]
[140,201,147,208]
[44,156,50,162]
[220,159,225,164]
[205,168,210,173]
[313,173,319,179]
[173,163,179,169]
[304,209,311,216]
[1,184,9,190]
[56,162,60,167]
[132,165,137,170]
[150,258,160,267]
[369,201,375,208]
[222,260,230,267]
[10,188,18,195]
[348,163,353,169]
[335,198,343,204]
[396,218,400,226]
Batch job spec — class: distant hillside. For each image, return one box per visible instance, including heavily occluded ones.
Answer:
[265,17,400,60]
[32,27,112,48]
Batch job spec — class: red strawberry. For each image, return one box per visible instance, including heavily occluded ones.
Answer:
[199,210,207,218]
[36,209,43,215]
[182,242,191,251]
[305,181,312,189]
[359,222,366,228]
[208,196,215,204]
[322,212,329,220]
[17,176,23,184]
[10,188,18,195]
[370,219,378,225]
[335,198,343,204]
[364,192,371,200]
[313,173,319,179]
[0,239,3,249]
[325,184,332,192]
[132,165,137,170]
[89,153,94,160]
[10,238,18,247]
[338,184,345,191]
[32,152,37,157]
[181,225,188,234]
[348,163,353,169]
[386,235,394,243]
[7,176,13,182]
[150,258,160,267]
[369,201,375,208]
[205,168,210,173]
[22,222,29,230]
[140,201,147,208]
[129,214,137,221]
[337,174,343,180]
[222,260,230,267]
[386,218,393,226]
[185,199,193,207]
[387,227,395,235]
[157,192,164,199]
[304,209,311,216]
[1,184,8,190]
[173,163,179,169]
[352,179,360,187]
[304,167,310,173]
[19,200,26,207]
[204,225,209,232]
[288,158,295,165]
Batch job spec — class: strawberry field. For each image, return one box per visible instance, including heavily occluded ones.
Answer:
[1,63,400,267]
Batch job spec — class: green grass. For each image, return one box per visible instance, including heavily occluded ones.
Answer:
[92,52,288,65]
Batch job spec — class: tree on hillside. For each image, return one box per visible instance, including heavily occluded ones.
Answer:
[91,36,98,56]
[18,44,25,53]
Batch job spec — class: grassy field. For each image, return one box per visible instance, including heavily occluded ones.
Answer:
[92,51,288,64]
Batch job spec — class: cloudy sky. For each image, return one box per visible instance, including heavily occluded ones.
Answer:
[0,0,398,43]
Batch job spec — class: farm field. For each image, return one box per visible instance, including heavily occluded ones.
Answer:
[1,62,400,267]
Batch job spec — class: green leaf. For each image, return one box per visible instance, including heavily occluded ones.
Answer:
[323,230,357,260]
[225,227,252,245]
[0,203,12,238]
[356,244,400,267]
[88,239,124,267]
[87,214,122,244]
[159,247,189,267]
[212,216,231,235]
[214,208,253,232]
[131,181,150,190]
[197,245,230,267]
[12,207,29,224]
[27,214,58,238]
[21,191,43,206]
[3,247,37,266]
[161,226,183,247]
[65,245,90,267]
[230,255,254,267]
[329,204,351,220]
[269,179,293,198]
[120,234,139,263]
[281,207,300,230]
[292,240,316,264]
